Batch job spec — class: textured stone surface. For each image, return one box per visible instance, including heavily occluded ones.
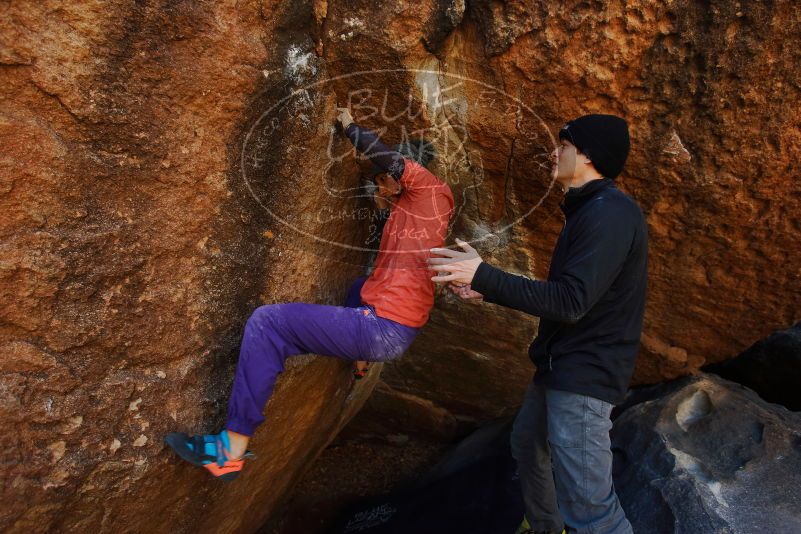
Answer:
[612,374,801,533]
[2,0,800,532]
[0,2,377,532]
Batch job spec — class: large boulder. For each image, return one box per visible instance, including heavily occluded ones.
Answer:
[612,374,801,533]
[328,373,801,534]
[0,2,380,532]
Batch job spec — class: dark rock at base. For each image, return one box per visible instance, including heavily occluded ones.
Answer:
[332,373,801,534]
[612,373,801,534]
[704,321,801,411]
[329,417,523,534]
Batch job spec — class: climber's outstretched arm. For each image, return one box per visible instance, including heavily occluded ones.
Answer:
[337,108,405,180]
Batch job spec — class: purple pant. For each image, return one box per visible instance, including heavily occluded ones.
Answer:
[225,277,420,436]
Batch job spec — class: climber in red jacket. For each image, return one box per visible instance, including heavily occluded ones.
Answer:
[164,107,454,481]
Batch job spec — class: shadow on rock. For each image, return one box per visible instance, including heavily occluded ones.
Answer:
[704,321,801,411]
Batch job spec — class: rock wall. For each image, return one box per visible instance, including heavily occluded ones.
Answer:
[1,0,799,532]
[1,1,377,532]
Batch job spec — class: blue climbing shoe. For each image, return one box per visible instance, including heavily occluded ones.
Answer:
[164,430,254,482]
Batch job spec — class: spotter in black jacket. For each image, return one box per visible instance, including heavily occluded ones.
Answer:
[471,178,648,405]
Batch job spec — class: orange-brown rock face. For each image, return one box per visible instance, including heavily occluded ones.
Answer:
[1,0,799,532]
[0,1,376,532]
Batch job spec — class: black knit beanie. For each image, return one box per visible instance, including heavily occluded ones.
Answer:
[558,114,630,179]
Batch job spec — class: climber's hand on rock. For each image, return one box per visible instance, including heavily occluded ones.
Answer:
[428,238,483,284]
[449,282,483,300]
[336,107,354,130]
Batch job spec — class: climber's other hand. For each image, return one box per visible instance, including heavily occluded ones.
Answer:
[449,282,483,300]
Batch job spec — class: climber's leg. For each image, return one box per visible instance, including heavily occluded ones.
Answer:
[225,302,419,439]
[342,276,371,378]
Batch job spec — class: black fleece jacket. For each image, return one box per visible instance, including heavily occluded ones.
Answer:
[470,178,648,404]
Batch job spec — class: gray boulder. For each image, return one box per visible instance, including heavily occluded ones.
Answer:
[612,373,801,533]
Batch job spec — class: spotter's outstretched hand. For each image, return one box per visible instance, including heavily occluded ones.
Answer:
[428,238,483,285]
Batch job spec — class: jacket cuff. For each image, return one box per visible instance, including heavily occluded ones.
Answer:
[471,262,500,303]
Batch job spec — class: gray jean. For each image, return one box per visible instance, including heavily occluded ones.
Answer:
[511,382,632,534]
